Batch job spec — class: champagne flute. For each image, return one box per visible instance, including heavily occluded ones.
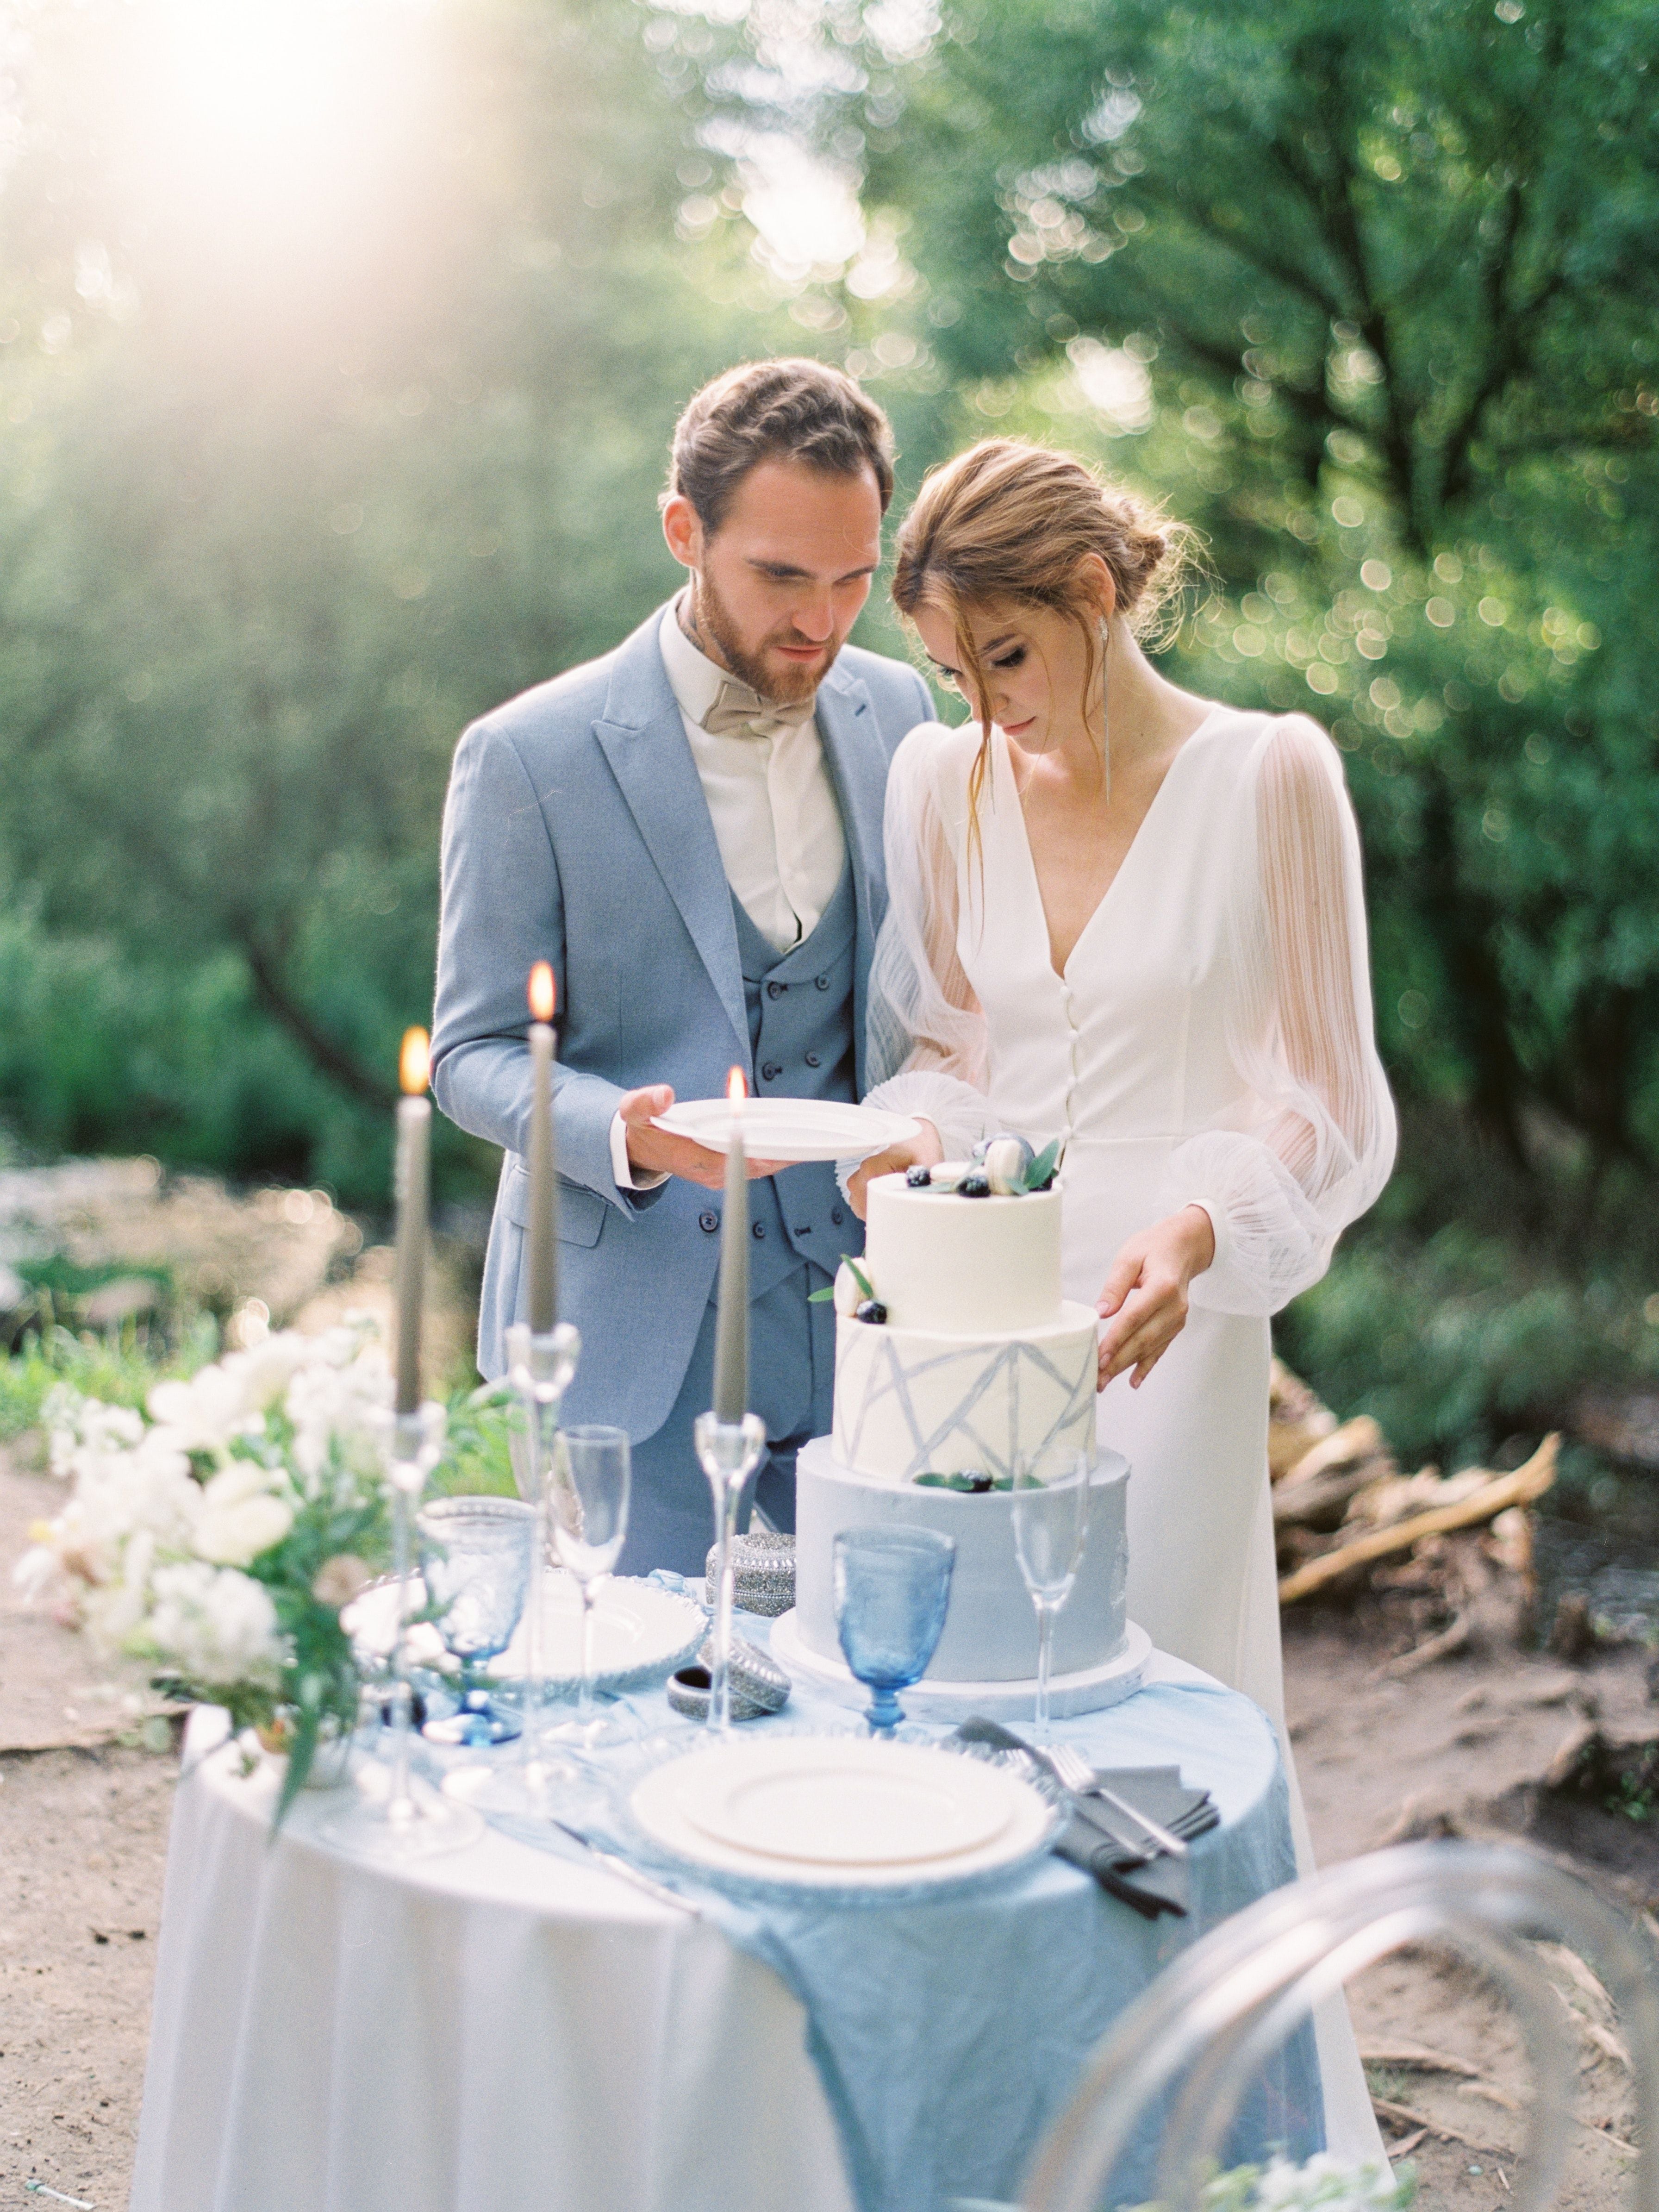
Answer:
[546,1424,630,1749]
[1011,1452,1091,1741]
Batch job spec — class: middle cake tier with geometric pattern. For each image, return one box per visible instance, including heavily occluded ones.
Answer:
[832,1306,1101,1485]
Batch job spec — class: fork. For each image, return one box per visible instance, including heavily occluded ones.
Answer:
[1040,1740,1190,1860]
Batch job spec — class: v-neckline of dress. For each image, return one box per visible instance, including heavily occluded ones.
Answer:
[993,707,1226,984]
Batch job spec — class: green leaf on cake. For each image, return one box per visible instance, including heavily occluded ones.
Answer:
[1022,1138,1061,1193]
[810,1254,873,1303]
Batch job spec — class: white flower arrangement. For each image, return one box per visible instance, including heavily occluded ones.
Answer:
[17,1320,399,1806]
[1192,2154,1414,2212]
[960,2154,1413,2212]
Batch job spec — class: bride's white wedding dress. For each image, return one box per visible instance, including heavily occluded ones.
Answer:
[860,705,1397,2157]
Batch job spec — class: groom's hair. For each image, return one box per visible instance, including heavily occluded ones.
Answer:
[667,359,895,533]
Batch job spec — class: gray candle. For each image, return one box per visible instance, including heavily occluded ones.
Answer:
[711,1067,748,1423]
[393,1028,431,1417]
[526,962,558,1334]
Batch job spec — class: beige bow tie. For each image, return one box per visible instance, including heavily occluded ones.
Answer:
[702,679,817,741]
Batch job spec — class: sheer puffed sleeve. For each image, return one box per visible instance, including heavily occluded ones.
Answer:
[1168,715,1396,1315]
[861,725,998,1161]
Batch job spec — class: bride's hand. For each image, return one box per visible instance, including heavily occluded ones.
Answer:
[1095,1206,1216,1391]
[847,1120,945,1219]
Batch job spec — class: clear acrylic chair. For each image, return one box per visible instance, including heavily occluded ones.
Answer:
[967,1840,1659,2212]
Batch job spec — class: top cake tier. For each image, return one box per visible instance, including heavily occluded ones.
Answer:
[863,1172,1066,1333]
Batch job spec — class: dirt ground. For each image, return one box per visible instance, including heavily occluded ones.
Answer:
[0,1440,1653,2208]
[1284,1606,1652,2206]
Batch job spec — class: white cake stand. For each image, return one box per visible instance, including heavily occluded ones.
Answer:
[768,1611,1152,1723]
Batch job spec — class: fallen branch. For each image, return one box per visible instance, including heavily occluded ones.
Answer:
[1278,1415,1387,1490]
[1584,2021,1634,2071]
[1278,1437,1558,1605]
[1274,1463,1391,1531]
[1360,2043,1481,2078]
[1461,2081,1522,2114]
[1369,2096,1510,2156]
[1549,1980,1632,2069]
[1579,2116,1639,2156]
[1373,1611,1471,1681]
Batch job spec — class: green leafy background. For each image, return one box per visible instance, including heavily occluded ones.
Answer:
[2,0,1658,1487]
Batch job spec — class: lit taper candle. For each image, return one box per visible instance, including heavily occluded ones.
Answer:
[526,962,558,1334]
[711,1066,748,1423]
[393,1027,431,1417]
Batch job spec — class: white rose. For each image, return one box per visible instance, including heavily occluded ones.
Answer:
[145,1561,285,1688]
[234,1333,311,1408]
[22,1439,200,1611]
[192,1464,295,1567]
[12,1543,60,1604]
[148,1367,246,1453]
[46,1392,144,1478]
[286,1346,392,1481]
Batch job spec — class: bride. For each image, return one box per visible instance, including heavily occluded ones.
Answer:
[848,438,1396,2156]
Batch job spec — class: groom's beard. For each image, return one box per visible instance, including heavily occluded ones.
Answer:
[687,571,836,706]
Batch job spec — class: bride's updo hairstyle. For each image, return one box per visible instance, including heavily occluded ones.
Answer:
[892,438,1188,825]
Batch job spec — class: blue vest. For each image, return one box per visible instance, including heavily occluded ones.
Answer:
[730,859,864,1302]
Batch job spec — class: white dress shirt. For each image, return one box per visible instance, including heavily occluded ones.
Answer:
[607,604,849,1190]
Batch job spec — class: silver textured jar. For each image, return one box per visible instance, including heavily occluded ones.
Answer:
[705,1531,796,1618]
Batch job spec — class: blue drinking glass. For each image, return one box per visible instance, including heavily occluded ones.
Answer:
[418,1498,535,1748]
[833,1526,956,1735]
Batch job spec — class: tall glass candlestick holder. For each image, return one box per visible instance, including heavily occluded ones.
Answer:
[321,1402,484,1860]
[692,1411,766,1735]
[446,1320,582,1812]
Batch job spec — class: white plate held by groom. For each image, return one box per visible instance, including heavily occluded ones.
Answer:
[651,1097,919,1164]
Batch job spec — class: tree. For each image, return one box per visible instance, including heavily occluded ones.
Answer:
[751,0,1659,1172]
[0,0,797,1195]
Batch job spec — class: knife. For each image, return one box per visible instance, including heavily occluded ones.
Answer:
[549,1818,706,1917]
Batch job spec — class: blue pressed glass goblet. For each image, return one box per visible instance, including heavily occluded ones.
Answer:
[833,1527,956,1736]
[418,1498,535,1748]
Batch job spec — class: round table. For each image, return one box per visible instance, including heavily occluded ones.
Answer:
[129,1652,1292,2212]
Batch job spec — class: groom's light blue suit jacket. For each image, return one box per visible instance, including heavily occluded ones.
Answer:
[430,601,933,1440]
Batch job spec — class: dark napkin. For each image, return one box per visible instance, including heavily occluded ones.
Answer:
[1055,1765,1217,1918]
[952,1717,1218,1920]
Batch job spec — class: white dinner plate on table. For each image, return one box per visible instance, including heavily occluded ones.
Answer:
[346,1571,705,1697]
[649,1098,919,1164]
[487,1572,705,1692]
[630,1737,1057,1890]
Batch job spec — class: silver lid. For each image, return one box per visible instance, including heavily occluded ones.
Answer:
[667,1630,791,1722]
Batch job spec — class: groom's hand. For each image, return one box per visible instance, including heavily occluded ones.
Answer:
[618,1085,789,1190]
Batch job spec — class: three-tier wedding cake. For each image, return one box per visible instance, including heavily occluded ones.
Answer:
[773,1155,1147,1715]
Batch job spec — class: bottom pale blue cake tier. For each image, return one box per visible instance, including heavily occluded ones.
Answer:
[793,1431,1131,1686]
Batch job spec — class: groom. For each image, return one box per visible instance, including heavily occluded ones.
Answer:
[430,359,934,1575]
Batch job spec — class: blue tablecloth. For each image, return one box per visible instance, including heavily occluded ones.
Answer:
[474,1641,1321,2212]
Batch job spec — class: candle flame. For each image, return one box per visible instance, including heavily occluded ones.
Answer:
[528,961,556,1025]
[727,1066,747,1106]
[399,1027,430,1096]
